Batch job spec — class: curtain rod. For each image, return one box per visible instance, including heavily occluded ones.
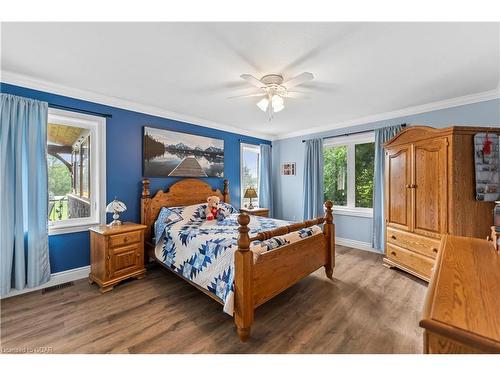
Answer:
[301,124,407,143]
[49,104,113,118]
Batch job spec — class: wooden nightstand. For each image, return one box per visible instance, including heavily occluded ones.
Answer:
[239,207,270,217]
[89,222,147,293]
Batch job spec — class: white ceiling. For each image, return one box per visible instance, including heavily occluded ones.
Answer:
[1,22,499,139]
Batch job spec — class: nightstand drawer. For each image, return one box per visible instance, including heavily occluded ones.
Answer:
[109,244,142,278]
[108,230,141,248]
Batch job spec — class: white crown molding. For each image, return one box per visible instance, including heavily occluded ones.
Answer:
[3,70,498,142]
[275,88,500,140]
[0,70,274,141]
[1,265,90,299]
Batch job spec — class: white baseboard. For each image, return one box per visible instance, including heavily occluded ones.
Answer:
[1,265,90,299]
[335,237,380,253]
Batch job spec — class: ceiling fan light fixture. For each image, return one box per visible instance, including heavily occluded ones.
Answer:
[240,72,313,119]
[271,95,284,112]
[257,98,269,112]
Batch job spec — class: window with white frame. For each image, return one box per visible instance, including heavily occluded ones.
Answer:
[323,132,375,217]
[47,108,106,234]
[240,143,260,208]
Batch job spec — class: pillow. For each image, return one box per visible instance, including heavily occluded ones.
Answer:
[154,207,184,244]
[215,205,232,221]
[218,202,237,214]
[194,204,208,220]
[192,202,236,221]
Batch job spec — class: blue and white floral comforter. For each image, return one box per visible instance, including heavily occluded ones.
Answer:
[154,203,322,315]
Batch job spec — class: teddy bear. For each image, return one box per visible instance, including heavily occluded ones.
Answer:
[205,195,220,221]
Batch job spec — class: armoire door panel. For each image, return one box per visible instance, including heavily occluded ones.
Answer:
[413,139,448,237]
[386,145,412,231]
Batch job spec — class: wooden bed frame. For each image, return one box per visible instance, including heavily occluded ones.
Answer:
[141,178,335,341]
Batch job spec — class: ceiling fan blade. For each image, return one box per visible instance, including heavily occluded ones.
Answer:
[240,74,265,88]
[283,72,314,88]
[286,92,309,98]
[300,81,338,92]
[286,91,310,99]
[227,92,266,99]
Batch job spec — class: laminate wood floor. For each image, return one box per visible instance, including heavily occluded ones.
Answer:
[0,246,427,354]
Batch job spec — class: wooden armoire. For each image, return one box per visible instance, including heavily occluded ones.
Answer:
[383,125,500,281]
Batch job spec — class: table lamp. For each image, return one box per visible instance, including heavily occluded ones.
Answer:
[106,198,127,226]
[244,187,258,209]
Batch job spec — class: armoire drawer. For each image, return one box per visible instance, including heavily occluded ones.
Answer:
[387,227,440,259]
[386,243,434,279]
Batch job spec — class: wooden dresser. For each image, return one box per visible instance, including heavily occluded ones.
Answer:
[89,222,147,293]
[420,235,500,353]
[384,125,500,281]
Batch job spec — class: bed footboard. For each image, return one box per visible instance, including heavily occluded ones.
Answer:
[234,201,335,342]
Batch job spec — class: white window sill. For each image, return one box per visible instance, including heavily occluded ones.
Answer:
[333,206,373,218]
[49,222,101,236]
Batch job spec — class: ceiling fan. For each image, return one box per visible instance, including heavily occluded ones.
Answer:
[234,72,314,120]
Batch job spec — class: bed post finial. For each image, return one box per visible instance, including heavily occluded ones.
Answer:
[223,179,230,203]
[237,213,250,251]
[325,200,333,224]
[234,213,253,342]
[323,200,335,279]
[142,178,150,198]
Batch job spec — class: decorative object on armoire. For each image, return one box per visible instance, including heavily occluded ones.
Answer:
[89,222,147,293]
[372,124,405,251]
[281,162,296,176]
[494,201,500,230]
[143,126,224,178]
[0,94,51,296]
[488,226,500,252]
[243,187,258,209]
[383,126,500,282]
[473,132,499,202]
[106,198,127,226]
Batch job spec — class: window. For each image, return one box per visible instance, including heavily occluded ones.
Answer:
[323,133,375,217]
[240,143,260,208]
[47,108,106,234]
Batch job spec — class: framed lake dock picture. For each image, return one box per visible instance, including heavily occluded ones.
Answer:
[143,127,224,177]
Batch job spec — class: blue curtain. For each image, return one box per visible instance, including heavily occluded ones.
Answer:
[259,144,273,216]
[0,94,50,296]
[303,138,324,220]
[372,124,404,251]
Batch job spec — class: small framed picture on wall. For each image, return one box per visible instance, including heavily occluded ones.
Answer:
[281,162,296,176]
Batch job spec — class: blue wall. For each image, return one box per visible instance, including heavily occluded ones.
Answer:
[272,99,500,247]
[1,82,271,273]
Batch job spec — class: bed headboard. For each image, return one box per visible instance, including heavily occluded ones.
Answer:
[141,178,230,241]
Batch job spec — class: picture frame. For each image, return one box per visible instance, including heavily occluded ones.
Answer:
[281,162,296,176]
[143,126,224,178]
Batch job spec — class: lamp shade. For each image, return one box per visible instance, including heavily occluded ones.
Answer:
[256,98,269,112]
[106,199,127,213]
[244,187,258,199]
